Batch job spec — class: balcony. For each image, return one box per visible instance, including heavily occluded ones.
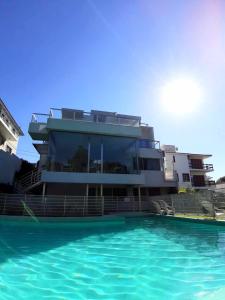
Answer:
[191,179,216,188]
[31,108,143,127]
[189,163,214,172]
[0,113,19,141]
[29,108,146,140]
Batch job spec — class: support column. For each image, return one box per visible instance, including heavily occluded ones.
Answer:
[85,184,89,216]
[100,184,104,216]
[101,143,103,173]
[86,184,89,197]
[42,182,46,196]
[138,186,141,212]
[100,184,103,197]
[87,143,90,173]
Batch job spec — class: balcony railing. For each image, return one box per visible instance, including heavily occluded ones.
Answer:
[31,108,147,128]
[192,180,216,187]
[0,112,19,138]
[189,163,214,171]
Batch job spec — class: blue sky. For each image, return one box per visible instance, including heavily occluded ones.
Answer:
[0,0,225,180]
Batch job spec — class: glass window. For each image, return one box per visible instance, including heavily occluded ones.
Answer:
[89,135,101,173]
[6,145,12,154]
[48,132,138,174]
[138,158,161,171]
[102,136,138,174]
[138,139,155,149]
[182,173,190,182]
[48,131,88,172]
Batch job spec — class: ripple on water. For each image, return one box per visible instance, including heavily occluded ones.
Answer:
[1,217,225,299]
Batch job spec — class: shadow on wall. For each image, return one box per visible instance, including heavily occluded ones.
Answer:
[0,150,21,185]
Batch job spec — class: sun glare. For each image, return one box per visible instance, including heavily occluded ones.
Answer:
[161,78,203,115]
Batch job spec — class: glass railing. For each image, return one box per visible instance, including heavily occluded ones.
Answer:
[31,108,143,127]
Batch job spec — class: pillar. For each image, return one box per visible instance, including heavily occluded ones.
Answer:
[138,186,141,212]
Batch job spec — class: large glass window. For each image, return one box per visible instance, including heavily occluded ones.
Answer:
[89,135,101,173]
[48,132,138,174]
[48,132,89,172]
[138,158,161,171]
[102,136,138,174]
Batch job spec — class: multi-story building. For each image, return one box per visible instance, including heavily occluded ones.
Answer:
[26,108,177,196]
[0,99,24,185]
[162,145,215,191]
[0,99,23,154]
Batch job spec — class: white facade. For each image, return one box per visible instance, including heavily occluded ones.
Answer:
[0,99,23,154]
[162,145,214,190]
[0,99,23,185]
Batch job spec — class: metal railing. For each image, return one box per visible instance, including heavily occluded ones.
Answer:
[0,195,146,217]
[0,192,224,219]
[189,163,214,171]
[30,108,146,127]
[16,169,41,191]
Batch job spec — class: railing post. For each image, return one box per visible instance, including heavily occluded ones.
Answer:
[101,196,104,216]
[138,186,142,212]
[31,171,33,185]
[43,196,46,216]
[64,195,66,217]
[23,194,27,216]
[2,194,7,215]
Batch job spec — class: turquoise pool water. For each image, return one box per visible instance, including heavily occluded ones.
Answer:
[1,217,225,299]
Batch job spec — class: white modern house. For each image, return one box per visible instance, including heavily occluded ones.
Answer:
[22,107,177,196]
[0,99,24,185]
[162,145,215,191]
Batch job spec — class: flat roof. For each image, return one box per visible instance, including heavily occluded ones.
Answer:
[0,98,24,135]
[172,152,212,159]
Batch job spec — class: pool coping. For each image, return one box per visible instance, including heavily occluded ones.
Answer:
[0,213,225,226]
[154,215,225,226]
[0,212,151,223]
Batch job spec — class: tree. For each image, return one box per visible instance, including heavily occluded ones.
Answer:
[216,176,225,184]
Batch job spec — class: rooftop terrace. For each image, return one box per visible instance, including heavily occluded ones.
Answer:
[31,108,148,128]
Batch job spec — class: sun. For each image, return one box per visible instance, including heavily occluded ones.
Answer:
[161,78,203,115]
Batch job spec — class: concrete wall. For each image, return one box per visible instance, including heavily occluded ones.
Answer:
[0,139,18,155]
[41,171,145,185]
[0,150,21,184]
[165,152,192,189]
[28,122,48,140]
[47,118,142,138]
[138,148,162,159]
[41,170,177,188]
[142,171,177,187]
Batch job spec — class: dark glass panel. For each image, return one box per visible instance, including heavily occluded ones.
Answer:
[89,135,102,173]
[48,131,88,172]
[102,136,138,174]
[137,158,161,171]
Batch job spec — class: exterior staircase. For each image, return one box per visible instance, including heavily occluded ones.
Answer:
[16,168,42,193]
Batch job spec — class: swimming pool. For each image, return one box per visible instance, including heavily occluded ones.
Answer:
[0,216,225,299]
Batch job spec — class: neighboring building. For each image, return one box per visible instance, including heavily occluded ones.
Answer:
[0,150,22,185]
[25,108,177,196]
[0,98,24,184]
[161,145,215,191]
[0,98,24,154]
